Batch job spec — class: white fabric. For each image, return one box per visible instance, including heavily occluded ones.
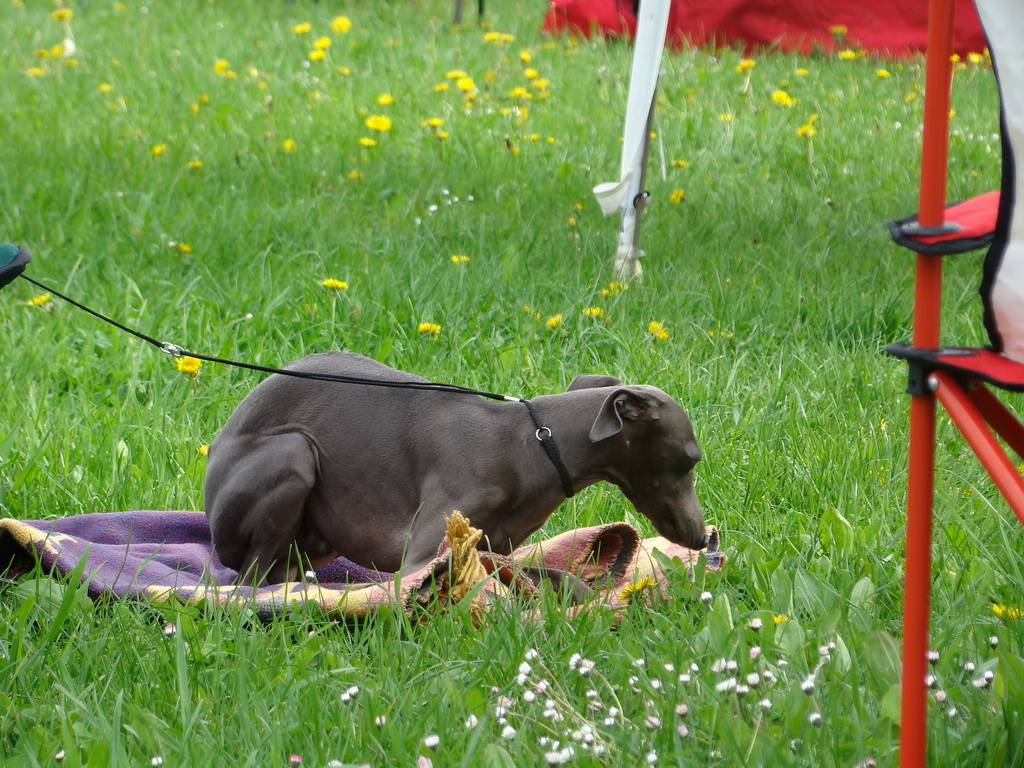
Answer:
[976,0,1024,361]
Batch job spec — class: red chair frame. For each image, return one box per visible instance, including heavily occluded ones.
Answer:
[894,0,1024,765]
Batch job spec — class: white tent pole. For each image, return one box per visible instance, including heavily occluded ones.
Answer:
[593,0,671,280]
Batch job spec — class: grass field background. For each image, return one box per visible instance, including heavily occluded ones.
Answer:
[3,1,1024,765]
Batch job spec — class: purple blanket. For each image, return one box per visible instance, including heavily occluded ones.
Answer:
[0,510,723,620]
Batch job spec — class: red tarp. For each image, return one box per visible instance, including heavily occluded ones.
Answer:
[543,0,987,57]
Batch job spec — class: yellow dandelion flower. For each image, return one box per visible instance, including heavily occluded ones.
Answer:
[567,216,577,227]
[523,67,539,80]
[365,114,392,132]
[338,66,351,76]
[434,82,449,92]
[280,139,296,153]
[773,613,790,625]
[619,576,657,602]
[838,49,862,60]
[992,604,1024,620]
[50,8,73,21]
[26,67,46,78]
[718,112,733,122]
[669,189,685,203]
[331,15,352,34]
[308,49,326,62]
[422,117,445,129]
[545,314,563,330]
[177,242,192,254]
[175,356,202,376]
[376,93,395,106]
[199,93,210,105]
[967,51,985,65]
[214,58,230,75]
[501,33,514,42]
[347,170,363,180]
[292,22,311,35]
[34,49,51,59]
[450,254,470,264]
[876,68,891,78]
[314,36,332,50]
[672,159,689,168]
[456,76,476,93]
[187,160,203,169]
[770,89,796,107]
[418,322,441,336]
[98,82,113,93]
[25,292,52,307]
[446,69,468,79]
[50,43,64,58]
[532,77,550,90]
[830,24,847,36]
[197,444,209,457]
[520,49,533,63]
[582,306,605,319]
[797,113,819,138]
[508,86,532,100]
[151,143,167,157]
[189,102,201,116]
[735,58,756,73]
[321,278,348,290]
[359,137,378,148]
[647,321,669,340]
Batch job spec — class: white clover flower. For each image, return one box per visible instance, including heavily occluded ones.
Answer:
[464,714,479,728]
[809,712,823,727]
[964,661,977,673]
[946,707,957,718]
[924,674,937,689]
[523,690,536,703]
[651,679,662,690]
[525,648,539,661]
[423,734,440,751]
[758,698,772,709]
[984,669,995,682]
[989,635,1000,648]
[374,715,386,727]
[675,703,689,717]
[645,714,662,729]
[700,591,713,603]
[663,663,675,672]
[585,689,599,699]
[535,680,551,694]
[678,673,691,684]
[748,617,763,631]
[163,623,177,637]
[735,684,749,696]
[515,674,528,686]
[151,758,164,767]
[676,724,690,737]
[746,672,760,687]
[934,689,947,703]
[801,677,815,695]
[762,670,777,683]
[927,650,940,664]
[646,749,658,763]
[578,658,596,676]
[726,660,738,672]
[711,658,728,674]
[501,725,517,739]
[568,653,582,669]
[634,658,646,667]
[518,661,532,676]
[972,676,991,689]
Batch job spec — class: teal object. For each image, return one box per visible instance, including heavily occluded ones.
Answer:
[0,243,30,289]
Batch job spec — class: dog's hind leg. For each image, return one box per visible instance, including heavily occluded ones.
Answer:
[206,432,320,586]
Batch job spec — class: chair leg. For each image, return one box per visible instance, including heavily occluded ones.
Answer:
[933,372,1024,523]
[967,382,1024,461]
[901,392,937,768]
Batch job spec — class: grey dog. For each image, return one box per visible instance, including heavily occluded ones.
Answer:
[204,352,706,584]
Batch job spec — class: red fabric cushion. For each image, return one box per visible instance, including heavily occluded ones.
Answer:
[543,0,988,57]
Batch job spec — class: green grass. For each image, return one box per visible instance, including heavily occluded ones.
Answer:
[3,1,1024,765]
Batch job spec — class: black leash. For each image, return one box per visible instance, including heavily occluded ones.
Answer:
[6,249,576,498]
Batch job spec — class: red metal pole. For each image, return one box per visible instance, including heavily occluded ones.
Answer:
[900,1,957,766]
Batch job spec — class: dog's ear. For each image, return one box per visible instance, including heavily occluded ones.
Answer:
[567,374,623,392]
[590,387,662,442]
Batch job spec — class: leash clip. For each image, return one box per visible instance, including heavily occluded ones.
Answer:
[159,342,185,357]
